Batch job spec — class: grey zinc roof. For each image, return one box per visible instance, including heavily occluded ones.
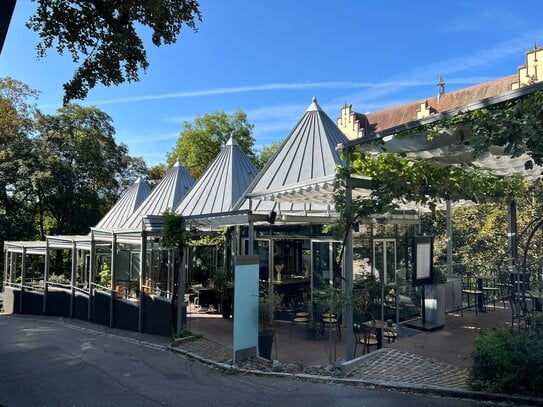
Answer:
[122,161,194,229]
[234,97,348,213]
[94,177,151,230]
[175,136,257,217]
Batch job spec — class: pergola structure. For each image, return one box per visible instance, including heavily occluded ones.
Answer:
[337,80,543,358]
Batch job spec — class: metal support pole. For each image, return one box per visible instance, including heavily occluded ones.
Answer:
[138,231,147,333]
[508,200,518,293]
[20,248,26,313]
[177,246,185,333]
[88,232,95,321]
[70,241,76,318]
[248,199,254,255]
[110,233,117,328]
[43,240,50,314]
[446,200,453,276]
[3,248,8,289]
[343,154,354,360]
[10,252,15,284]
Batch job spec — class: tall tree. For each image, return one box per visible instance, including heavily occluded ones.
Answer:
[0,78,39,246]
[255,141,281,170]
[27,0,202,103]
[167,110,255,179]
[33,104,146,236]
[148,163,167,187]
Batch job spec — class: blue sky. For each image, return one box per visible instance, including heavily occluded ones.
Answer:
[2,1,543,167]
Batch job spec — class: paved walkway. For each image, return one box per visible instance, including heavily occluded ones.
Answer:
[345,348,468,389]
[3,305,542,405]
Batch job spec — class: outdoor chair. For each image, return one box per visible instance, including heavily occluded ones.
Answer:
[289,300,309,339]
[461,272,483,316]
[320,311,341,341]
[383,326,398,343]
[480,273,500,311]
[494,269,512,309]
[510,292,536,330]
[353,319,378,356]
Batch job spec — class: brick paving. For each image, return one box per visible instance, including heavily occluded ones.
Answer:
[175,336,232,363]
[346,348,469,390]
[174,328,470,391]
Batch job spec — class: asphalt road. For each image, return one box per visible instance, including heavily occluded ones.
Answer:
[0,314,490,407]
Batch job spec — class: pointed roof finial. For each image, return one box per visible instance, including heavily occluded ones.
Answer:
[306,96,322,112]
[174,159,180,167]
[226,131,237,146]
[437,73,445,102]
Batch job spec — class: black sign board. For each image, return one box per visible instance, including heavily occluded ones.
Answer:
[413,236,433,286]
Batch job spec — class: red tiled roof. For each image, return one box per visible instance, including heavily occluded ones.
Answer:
[358,74,518,135]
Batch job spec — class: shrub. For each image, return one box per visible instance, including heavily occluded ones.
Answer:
[468,328,543,396]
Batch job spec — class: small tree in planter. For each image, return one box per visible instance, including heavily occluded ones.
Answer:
[258,285,283,360]
[162,210,198,335]
[210,268,232,319]
[314,282,352,364]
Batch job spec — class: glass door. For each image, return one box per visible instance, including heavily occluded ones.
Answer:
[311,240,342,290]
[373,239,397,324]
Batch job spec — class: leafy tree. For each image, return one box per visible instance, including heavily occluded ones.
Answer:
[33,104,146,236]
[161,210,197,333]
[148,163,167,187]
[167,110,255,179]
[256,141,281,170]
[0,78,39,249]
[27,0,202,103]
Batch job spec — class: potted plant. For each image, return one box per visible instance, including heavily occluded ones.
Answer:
[210,268,233,319]
[258,285,283,360]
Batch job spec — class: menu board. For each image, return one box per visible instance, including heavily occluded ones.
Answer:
[413,236,433,286]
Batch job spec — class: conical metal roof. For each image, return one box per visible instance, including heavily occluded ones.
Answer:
[175,136,257,217]
[122,161,194,229]
[235,97,348,213]
[94,177,151,230]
